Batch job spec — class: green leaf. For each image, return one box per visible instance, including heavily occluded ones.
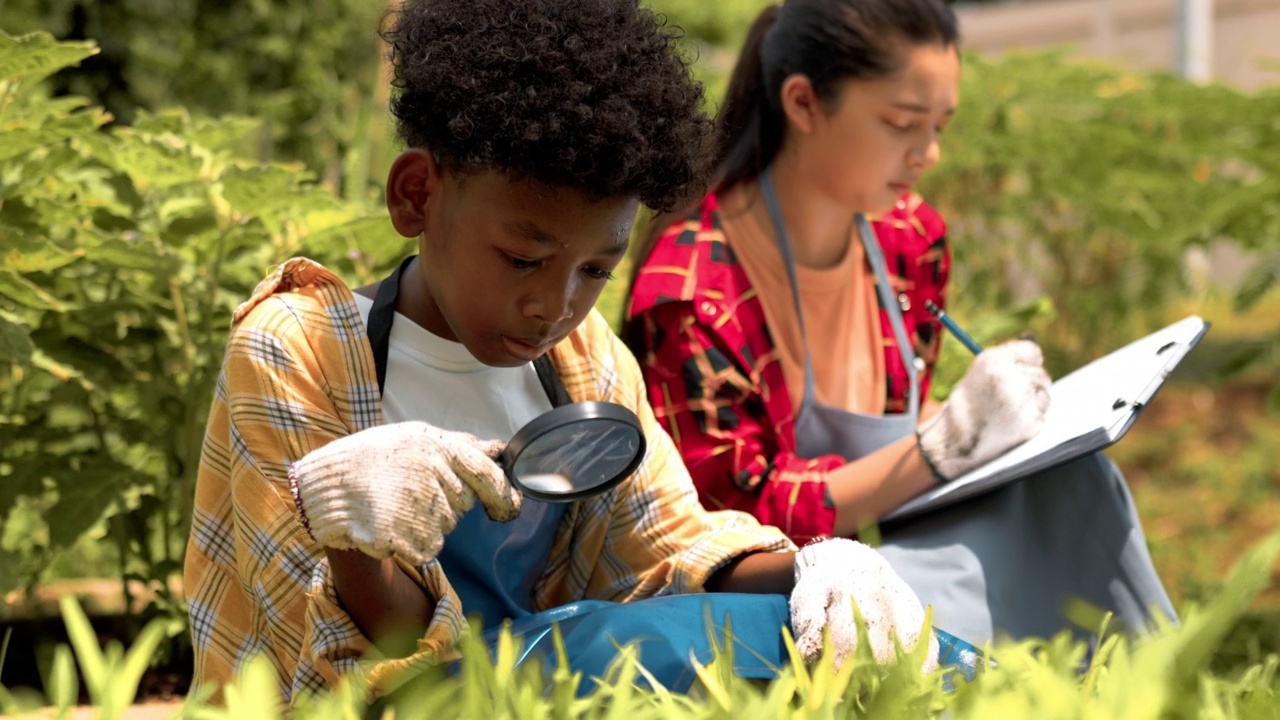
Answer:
[0,233,84,273]
[29,350,95,391]
[0,270,67,311]
[107,131,206,191]
[1233,253,1280,312]
[1170,531,1280,685]
[58,596,107,704]
[0,109,112,164]
[1214,341,1271,380]
[46,461,140,548]
[187,116,262,154]
[111,620,168,716]
[0,31,98,85]
[225,656,286,720]
[78,231,182,275]
[0,316,33,365]
[219,165,312,218]
[130,109,259,153]
[47,644,78,712]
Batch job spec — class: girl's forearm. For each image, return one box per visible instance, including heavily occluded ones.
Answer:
[825,435,939,537]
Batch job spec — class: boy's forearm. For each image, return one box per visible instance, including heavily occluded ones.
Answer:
[326,547,437,656]
[705,551,796,595]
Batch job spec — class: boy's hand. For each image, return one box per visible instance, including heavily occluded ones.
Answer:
[917,339,1051,482]
[289,422,521,567]
[790,539,938,673]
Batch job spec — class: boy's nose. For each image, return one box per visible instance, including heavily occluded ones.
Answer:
[524,280,576,323]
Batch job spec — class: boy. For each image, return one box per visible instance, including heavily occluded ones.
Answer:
[184,0,936,704]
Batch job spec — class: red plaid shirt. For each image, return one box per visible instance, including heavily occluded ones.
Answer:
[626,192,950,543]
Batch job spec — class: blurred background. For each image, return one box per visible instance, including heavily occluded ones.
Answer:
[0,0,1277,698]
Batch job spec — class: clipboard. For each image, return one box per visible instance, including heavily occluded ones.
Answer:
[882,315,1211,524]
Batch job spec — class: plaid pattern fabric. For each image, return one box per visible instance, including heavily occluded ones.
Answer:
[184,257,794,705]
[626,193,950,544]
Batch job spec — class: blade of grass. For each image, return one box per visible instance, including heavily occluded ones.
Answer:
[48,644,77,720]
[111,619,167,715]
[58,596,107,705]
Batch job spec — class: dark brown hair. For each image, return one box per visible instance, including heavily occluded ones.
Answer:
[715,0,959,192]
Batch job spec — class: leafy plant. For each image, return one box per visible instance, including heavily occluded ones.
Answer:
[921,51,1280,377]
[0,0,389,199]
[0,30,399,633]
[3,532,1277,719]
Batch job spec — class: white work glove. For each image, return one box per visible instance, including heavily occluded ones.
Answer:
[917,339,1051,482]
[288,422,521,567]
[790,539,939,674]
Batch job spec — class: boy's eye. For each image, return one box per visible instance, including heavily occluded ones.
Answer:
[582,266,616,281]
[503,253,541,271]
[886,120,914,133]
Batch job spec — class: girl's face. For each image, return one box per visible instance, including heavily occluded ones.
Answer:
[799,43,960,214]
[409,167,637,367]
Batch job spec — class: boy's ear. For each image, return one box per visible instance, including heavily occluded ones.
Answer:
[386,149,443,238]
[779,74,821,136]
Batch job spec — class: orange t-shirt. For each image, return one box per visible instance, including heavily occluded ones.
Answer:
[717,185,887,417]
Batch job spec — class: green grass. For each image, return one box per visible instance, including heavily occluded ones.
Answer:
[3,531,1278,718]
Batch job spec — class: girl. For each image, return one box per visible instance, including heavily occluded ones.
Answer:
[625,0,1176,646]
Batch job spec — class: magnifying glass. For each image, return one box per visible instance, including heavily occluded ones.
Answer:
[497,402,647,502]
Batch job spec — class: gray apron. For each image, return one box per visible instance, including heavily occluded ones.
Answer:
[758,169,1177,645]
[759,170,921,461]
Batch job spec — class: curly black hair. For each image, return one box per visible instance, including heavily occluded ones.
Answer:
[383,0,713,212]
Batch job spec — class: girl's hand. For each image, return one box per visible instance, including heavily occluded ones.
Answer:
[288,422,522,567]
[916,340,1052,482]
[790,538,939,673]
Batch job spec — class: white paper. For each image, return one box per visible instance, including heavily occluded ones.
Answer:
[883,316,1209,523]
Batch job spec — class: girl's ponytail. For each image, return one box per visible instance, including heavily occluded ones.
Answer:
[713,5,783,192]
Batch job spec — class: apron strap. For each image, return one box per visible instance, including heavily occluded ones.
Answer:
[534,354,573,408]
[758,168,919,417]
[367,255,572,408]
[854,214,920,417]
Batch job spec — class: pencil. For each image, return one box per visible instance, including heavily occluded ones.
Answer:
[924,300,983,355]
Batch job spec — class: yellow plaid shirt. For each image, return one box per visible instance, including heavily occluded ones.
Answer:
[183,258,795,703]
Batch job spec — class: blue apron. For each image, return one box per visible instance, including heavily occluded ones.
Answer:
[365,256,793,693]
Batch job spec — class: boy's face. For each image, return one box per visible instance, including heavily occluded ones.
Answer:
[392,156,637,367]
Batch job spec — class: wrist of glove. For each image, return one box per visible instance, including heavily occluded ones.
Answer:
[289,421,520,568]
[789,539,938,674]
[917,339,1051,482]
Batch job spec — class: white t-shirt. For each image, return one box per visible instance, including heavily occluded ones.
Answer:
[351,293,560,626]
[351,294,552,435]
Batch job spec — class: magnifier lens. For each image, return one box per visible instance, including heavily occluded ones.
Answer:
[511,419,640,495]
[503,402,646,502]
[516,473,576,494]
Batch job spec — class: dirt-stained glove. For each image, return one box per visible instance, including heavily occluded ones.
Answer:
[917,339,1051,482]
[288,422,521,567]
[790,539,939,673]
